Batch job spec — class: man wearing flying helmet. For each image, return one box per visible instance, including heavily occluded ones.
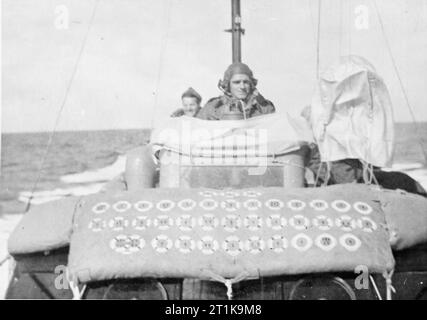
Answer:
[197,62,275,120]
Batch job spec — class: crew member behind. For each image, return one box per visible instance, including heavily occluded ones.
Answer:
[170,87,202,118]
[197,62,275,120]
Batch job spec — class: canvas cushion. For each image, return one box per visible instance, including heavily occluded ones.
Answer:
[68,185,394,283]
[376,188,427,251]
[8,196,81,255]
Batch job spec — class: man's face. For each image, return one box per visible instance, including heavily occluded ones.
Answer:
[229,74,251,100]
[182,97,200,117]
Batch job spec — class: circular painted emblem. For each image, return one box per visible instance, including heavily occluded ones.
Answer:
[134,200,153,212]
[126,235,145,253]
[339,234,362,251]
[287,200,306,211]
[222,214,242,232]
[309,199,329,211]
[266,214,287,230]
[154,215,173,230]
[359,217,377,233]
[177,199,196,211]
[244,214,263,231]
[131,216,151,230]
[245,236,265,254]
[175,236,196,254]
[315,233,337,251]
[108,217,129,231]
[353,201,373,215]
[199,198,218,211]
[198,214,219,231]
[220,199,241,212]
[197,236,219,255]
[92,202,110,214]
[268,235,288,253]
[151,235,173,253]
[289,215,310,230]
[110,235,128,254]
[156,200,175,212]
[176,215,196,232]
[113,201,131,213]
[222,236,243,256]
[243,199,262,211]
[335,215,357,231]
[312,215,333,231]
[88,218,106,232]
[291,234,313,252]
[331,200,351,213]
[265,199,284,211]
[110,235,145,255]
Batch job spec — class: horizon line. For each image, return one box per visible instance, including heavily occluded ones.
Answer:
[1,120,427,135]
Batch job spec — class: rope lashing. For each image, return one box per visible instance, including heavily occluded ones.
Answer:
[0,254,11,268]
[69,280,87,300]
[383,270,396,301]
[369,275,383,300]
[314,161,324,187]
[271,159,306,170]
[361,160,380,186]
[66,268,87,300]
[203,269,250,300]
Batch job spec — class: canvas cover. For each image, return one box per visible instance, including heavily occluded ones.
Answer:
[310,55,394,167]
[68,185,394,284]
[8,196,81,255]
[150,112,313,162]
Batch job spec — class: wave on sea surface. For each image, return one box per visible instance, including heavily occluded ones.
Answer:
[60,155,126,184]
[17,156,126,205]
[18,183,106,204]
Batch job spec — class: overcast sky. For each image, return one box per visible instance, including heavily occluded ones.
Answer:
[2,0,427,132]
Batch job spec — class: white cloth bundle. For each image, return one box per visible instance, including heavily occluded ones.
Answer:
[150,112,313,159]
[310,55,394,167]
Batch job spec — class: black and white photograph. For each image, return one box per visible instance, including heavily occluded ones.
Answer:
[1,0,427,304]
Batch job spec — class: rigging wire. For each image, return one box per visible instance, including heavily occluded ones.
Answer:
[347,0,353,90]
[316,0,322,79]
[338,0,343,58]
[347,0,353,58]
[150,0,173,131]
[24,0,100,212]
[307,0,318,54]
[372,0,427,164]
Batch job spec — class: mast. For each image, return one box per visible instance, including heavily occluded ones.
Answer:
[228,0,244,63]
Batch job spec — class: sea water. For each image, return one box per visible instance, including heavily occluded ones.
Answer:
[1,124,426,215]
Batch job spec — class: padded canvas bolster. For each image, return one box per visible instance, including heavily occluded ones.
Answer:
[8,196,81,255]
[68,185,395,283]
[376,188,427,251]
